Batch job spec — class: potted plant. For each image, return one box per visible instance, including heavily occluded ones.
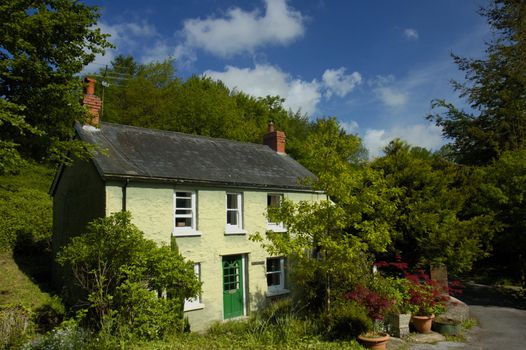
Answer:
[406,271,446,333]
[345,285,393,349]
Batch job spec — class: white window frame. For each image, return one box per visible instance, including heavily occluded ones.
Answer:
[184,263,204,311]
[173,190,200,236]
[225,192,246,234]
[266,193,286,232]
[266,257,288,295]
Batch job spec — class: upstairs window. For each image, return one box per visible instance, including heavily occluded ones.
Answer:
[267,194,285,231]
[174,191,197,235]
[266,257,287,294]
[226,192,243,233]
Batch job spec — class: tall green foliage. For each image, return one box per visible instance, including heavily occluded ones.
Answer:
[0,0,111,167]
[57,212,201,339]
[428,0,526,164]
[252,119,397,313]
[373,139,493,273]
[0,162,53,251]
[96,55,314,161]
[472,150,526,284]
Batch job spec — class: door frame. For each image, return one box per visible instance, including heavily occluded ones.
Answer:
[221,254,247,319]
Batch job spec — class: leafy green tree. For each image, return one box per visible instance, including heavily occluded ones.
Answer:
[0,162,53,251]
[97,57,315,161]
[0,0,111,165]
[57,212,200,338]
[472,150,526,285]
[373,139,493,273]
[100,57,180,128]
[428,0,526,164]
[252,118,396,313]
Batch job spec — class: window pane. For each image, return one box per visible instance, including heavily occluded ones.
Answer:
[267,272,281,286]
[176,192,191,198]
[267,194,281,208]
[267,258,281,272]
[227,194,238,209]
[176,198,192,208]
[175,209,192,215]
[227,211,238,225]
[175,217,192,227]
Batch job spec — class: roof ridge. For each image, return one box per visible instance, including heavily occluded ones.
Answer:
[100,122,270,149]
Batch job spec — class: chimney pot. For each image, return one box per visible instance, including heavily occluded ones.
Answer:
[82,77,101,126]
[84,77,96,95]
[263,122,286,154]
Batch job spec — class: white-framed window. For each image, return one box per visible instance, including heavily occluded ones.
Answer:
[266,257,287,295]
[174,190,198,235]
[184,263,204,311]
[226,192,245,234]
[267,193,285,231]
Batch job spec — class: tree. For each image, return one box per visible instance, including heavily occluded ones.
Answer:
[251,118,396,313]
[428,0,526,164]
[96,57,316,161]
[57,212,201,339]
[471,150,526,285]
[0,0,111,165]
[372,139,493,273]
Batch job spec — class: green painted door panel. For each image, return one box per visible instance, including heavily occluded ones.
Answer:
[223,255,244,319]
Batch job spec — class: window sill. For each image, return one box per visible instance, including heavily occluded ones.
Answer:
[184,303,205,312]
[266,289,290,297]
[266,225,287,233]
[173,229,202,237]
[224,228,248,235]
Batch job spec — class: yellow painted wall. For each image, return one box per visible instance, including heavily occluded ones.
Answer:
[105,182,324,332]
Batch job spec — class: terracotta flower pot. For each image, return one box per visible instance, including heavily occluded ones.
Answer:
[357,333,390,350]
[412,314,435,333]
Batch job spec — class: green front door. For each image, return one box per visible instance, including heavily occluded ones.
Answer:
[222,255,244,319]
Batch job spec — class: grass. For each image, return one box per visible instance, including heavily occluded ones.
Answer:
[127,331,366,350]
[0,251,53,309]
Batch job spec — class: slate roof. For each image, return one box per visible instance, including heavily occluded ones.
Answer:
[75,122,315,191]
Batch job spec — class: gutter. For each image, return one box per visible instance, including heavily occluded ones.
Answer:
[103,174,323,194]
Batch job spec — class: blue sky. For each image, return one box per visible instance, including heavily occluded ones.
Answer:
[84,0,491,156]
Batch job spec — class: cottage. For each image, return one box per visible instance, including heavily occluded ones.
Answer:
[51,78,324,331]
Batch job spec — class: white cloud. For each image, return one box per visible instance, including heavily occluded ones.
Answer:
[204,64,320,115]
[370,75,408,108]
[322,68,362,98]
[363,124,443,158]
[403,28,419,40]
[83,20,160,72]
[178,0,305,58]
[340,120,360,134]
[376,86,408,107]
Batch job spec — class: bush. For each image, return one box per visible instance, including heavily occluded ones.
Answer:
[325,301,373,340]
[57,212,201,340]
[0,304,33,349]
[26,322,89,350]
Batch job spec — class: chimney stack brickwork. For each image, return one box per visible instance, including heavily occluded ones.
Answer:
[263,122,286,153]
[82,77,101,126]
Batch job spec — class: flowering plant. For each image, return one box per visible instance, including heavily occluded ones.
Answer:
[405,270,447,316]
[374,257,452,316]
[344,285,394,321]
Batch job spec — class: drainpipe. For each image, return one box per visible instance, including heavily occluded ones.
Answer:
[122,178,129,211]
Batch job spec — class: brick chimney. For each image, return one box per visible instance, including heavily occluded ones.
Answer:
[82,77,102,126]
[263,121,286,154]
